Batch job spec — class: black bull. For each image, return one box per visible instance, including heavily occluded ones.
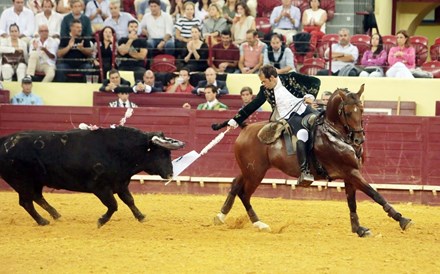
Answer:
[0,126,184,227]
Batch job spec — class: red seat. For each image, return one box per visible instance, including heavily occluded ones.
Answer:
[430,44,440,61]
[409,36,429,67]
[289,42,315,65]
[152,54,176,65]
[381,35,397,54]
[435,37,440,45]
[255,17,271,38]
[257,0,281,18]
[350,34,371,64]
[150,62,177,73]
[299,58,326,75]
[421,61,440,78]
[317,33,338,58]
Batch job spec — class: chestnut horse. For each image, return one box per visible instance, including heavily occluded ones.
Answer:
[213,84,412,237]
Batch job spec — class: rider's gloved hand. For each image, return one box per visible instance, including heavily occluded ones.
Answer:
[227,119,238,129]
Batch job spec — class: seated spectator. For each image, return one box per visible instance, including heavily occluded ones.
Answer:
[117,20,148,82]
[386,30,415,79]
[196,84,228,110]
[133,70,164,93]
[302,0,327,48]
[0,23,28,82]
[27,24,58,82]
[94,26,116,80]
[0,0,35,43]
[109,86,138,108]
[195,0,210,24]
[183,26,209,72]
[56,0,71,15]
[202,4,227,45]
[316,28,359,76]
[170,0,185,22]
[104,2,138,41]
[34,0,63,40]
[174,1,201,61]
[238,29,266,74]
[211,29,239,73]
[137,0,169,21]
[263,33,295,74]
[167,67,193,93]
[222,0,236,28]
[231,2,255,46]
[99,69,132,92]
[270,0,301,45]
[240,86,261,111]
[140,0,175,57]
[60,0,93,39]
[359,33,387,77]
[85,0,111,33]
[10,76,43,105]
[56,19,93,82]
[192,67,229,95]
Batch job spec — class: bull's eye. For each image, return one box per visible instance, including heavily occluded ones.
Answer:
[147,148,151,152]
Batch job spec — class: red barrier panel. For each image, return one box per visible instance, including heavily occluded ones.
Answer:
[0,105,439,204]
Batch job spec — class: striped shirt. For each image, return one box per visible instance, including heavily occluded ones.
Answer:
[175,17,201,38]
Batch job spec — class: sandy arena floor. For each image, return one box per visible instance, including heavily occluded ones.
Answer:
[0,191,439,274]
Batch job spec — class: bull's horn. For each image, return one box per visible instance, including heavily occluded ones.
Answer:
[151,136,185,150]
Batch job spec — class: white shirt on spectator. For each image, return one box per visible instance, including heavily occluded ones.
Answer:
[104,12,139,40]
[140,11,174,39]
[325,43,359,73]
[29,37,59,66]
[34,11,63,37]
[85,0,111,25]
[0,6,36,37]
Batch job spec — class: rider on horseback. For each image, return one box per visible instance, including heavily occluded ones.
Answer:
[226,65,317,186]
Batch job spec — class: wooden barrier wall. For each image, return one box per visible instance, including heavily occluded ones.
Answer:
[0,105,438,204]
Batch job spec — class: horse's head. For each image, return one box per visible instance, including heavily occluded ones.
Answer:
[326,84,365,146]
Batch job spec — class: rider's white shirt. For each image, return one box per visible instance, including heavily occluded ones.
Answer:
[273,77,306,120]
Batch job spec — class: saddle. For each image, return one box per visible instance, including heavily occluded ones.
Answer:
[257,114,318,155]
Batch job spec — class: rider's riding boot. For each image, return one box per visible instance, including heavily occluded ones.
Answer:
[296,140,314,187]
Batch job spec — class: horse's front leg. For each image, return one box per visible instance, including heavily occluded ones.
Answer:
[214,176,242,225]
[349,169,413,231]
[344,182,372,237]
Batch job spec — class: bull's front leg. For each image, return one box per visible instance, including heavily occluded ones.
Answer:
[117,188,145,222]
[94,188,118,228]
[344,182,371,237]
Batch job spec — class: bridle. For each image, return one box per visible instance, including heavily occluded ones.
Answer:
[337,98,365,142]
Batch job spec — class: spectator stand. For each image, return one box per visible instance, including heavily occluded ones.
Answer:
[299,57,326,75]
[0,90,10,104]
[350,34,371,64]
[409,35,429,67]
[421,61,440,79]
[93,92,244,110]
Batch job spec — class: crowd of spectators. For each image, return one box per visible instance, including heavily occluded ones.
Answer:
[0,0,437,107]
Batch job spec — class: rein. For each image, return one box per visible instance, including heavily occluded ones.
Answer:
[337,100,365,142]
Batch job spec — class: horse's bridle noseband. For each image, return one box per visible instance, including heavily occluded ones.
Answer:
[338,100,365,142]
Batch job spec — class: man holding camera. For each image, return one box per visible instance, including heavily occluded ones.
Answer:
[167,67,193,93]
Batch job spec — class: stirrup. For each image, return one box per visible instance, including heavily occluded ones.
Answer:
[297,172,314,187]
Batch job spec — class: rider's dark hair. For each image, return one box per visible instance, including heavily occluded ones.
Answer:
[259,65,278,79]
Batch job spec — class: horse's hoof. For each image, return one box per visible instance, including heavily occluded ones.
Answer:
[137,214,146,223]
[357,226,372,237]
[37,218,50,226]
[400,217,413,231]
[214,213,226,225]
[253,221,271,232]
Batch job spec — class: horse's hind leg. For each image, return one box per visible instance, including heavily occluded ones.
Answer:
[350,170,413,231]
[214,175,243,225]
[345,182,371,237]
